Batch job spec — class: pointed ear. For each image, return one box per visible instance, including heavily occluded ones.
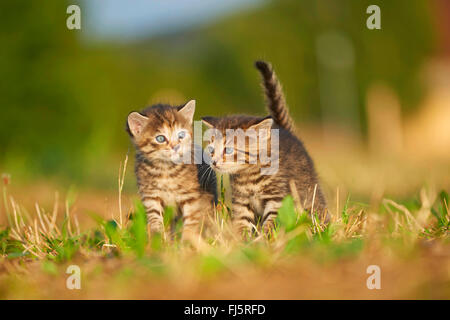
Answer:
[178,100,196,124]
[127,112,148,137]
[201,116,217,129]
[249,117,273,131]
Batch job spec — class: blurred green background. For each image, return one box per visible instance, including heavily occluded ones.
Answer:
[0,0,446,191]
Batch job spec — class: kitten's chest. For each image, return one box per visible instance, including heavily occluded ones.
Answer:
[146,176,185,204]
[157,183,178,207]
[137,164,197,207]
[232,174,273,215]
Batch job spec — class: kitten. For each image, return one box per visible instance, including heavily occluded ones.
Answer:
[202,61,328,236]
[126,100,217,241]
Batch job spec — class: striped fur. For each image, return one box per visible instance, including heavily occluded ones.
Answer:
[127,102,217,240]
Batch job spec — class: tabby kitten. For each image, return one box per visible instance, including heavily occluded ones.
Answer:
[202,61,327,236]
[126,100,217,240]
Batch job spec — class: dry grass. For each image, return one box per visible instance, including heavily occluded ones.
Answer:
[0,183,449,299]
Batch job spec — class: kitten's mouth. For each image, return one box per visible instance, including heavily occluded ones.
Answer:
[211,164,239,174]
[210,164,220,170]
[169,149,191,164]
[170,153,183,162]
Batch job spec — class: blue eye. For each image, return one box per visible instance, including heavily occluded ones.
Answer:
[155,135,166,143]
[207,146,214,154]
[225,147,234,155]
[178,131,186,140]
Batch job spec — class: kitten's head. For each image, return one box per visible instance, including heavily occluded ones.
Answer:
[201,115,273,174]
[127,100,196,163]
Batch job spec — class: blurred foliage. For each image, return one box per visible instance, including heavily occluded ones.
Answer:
[0,0,435,186]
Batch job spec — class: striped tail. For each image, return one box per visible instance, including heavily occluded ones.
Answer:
[255,60,294,133]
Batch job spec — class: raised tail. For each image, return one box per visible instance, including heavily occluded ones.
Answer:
[255,60,294,133]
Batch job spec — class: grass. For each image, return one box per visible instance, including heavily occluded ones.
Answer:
[0,162,449,299]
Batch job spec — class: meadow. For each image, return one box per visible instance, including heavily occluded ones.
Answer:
[0,0,449,300]
[1,141,449,300]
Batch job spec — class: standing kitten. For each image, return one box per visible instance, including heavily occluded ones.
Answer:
[126,100,217,240]
[202,61,327,236]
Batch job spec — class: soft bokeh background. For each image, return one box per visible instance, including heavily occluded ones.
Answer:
[0,0,449,211]
[0,0,450,300]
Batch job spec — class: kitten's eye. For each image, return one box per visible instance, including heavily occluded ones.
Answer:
[178,131,186,140]
[155,135,166,143]
[207,146,214,154]
[225,147,234,155]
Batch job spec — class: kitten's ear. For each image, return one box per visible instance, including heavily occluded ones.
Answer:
[178,100,196,124]
[127,112,148,137]
[249,117,273,131]
[201,116,216,129]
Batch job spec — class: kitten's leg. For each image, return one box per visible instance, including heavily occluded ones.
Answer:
[261,199,282,237]
[179,194,211,243]
[142,196,164,234]
[232,200,256,239]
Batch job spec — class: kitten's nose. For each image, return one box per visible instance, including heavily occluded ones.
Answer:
[172,144,180,152]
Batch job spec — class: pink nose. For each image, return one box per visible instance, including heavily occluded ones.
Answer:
[172,144,180,152]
